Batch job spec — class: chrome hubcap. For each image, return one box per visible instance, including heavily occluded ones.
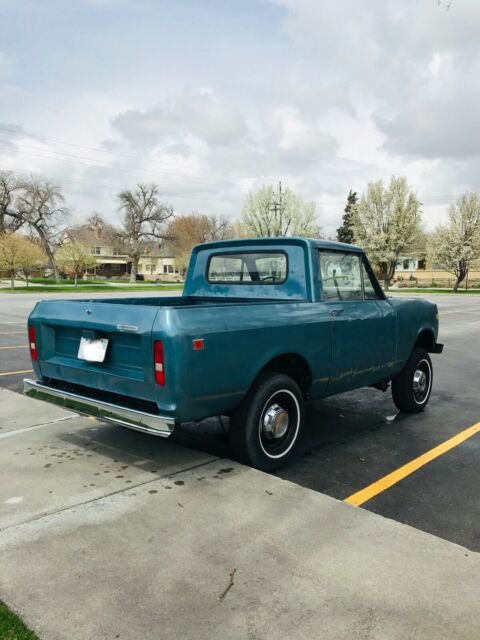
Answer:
[262,403,289,440]
[413,369,427,395]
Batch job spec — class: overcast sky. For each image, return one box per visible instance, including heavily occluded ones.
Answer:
[0,0,478,234]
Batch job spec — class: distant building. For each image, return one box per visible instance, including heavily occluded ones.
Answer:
[394,251,480,287]
[65,224,182,281]
[137,242,182,281]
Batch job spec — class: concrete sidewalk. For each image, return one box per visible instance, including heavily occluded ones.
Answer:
[0,389,479,640]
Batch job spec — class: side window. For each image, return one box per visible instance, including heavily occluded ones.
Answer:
[362,260,380,300]
[320,251,362,301]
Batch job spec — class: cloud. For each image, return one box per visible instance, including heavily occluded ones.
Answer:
[272,0,480,164]
[111,88,248,151]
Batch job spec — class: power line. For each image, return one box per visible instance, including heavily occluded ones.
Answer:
[0,164,245,207]
[0,139,240,190]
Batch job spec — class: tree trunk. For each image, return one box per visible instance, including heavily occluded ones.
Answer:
[34,224,60,282]
[453,269,467,292]
[381,265,390,291]
[10,271,14,290]
[75,273,78,287]
[26,274,29,287]
[130,257,138,283]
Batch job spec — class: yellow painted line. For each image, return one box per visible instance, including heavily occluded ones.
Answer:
[0,345,28,350]
[0,369,33,377]
[344,422,480,507]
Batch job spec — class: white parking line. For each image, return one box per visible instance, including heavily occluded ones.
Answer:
[0,415,77,439]
[0,345,28,350]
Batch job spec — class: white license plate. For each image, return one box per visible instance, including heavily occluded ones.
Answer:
[78,337,109,363]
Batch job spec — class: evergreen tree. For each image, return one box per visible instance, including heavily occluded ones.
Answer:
[336,190,358,244]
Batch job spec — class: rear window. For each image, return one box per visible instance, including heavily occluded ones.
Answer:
[207,252,288,284]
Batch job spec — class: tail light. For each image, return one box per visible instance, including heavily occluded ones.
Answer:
[153,340,165,386]
[29,325,38,361]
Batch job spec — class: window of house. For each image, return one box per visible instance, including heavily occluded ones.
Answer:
[320,251,363,301]
[163,265,168,274]
[207,252,287,284]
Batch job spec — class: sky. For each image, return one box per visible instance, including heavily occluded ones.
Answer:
[0,0,478,235]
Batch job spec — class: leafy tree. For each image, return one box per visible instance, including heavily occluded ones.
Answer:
[117,184,173,282]
[428,193,480,291]
[166,213,232,272]
[241,184,321,238]
[55,241,96,285]
[0,233,45,289]
[18,239,46,286]
[336,190,358,244]
[354,176,421,290]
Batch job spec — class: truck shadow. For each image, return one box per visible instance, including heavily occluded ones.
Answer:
[57,388,401,483]
[173,387,401,462]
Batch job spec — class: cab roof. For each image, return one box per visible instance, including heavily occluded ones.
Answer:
[194,237,364,254]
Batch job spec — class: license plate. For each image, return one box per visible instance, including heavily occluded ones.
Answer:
[78,337,108,363]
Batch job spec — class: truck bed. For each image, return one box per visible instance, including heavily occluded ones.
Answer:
[84,295,294,307]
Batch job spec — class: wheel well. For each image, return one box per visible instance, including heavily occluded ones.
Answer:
[257,353,312,398]
[415,329,435,352]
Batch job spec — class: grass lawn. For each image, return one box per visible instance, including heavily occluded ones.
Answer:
[391,288,480,294]
[0,600,38,640]
[0,284,184,294]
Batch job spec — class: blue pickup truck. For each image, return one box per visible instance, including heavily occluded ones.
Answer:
[24,238,443,470]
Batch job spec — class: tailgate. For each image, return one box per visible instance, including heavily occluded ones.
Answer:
[29,299,160,401]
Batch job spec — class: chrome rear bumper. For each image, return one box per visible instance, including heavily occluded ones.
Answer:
[23,378,174,438]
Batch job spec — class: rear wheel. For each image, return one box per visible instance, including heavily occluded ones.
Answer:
[229,373,303,471]
[392,347,432,413]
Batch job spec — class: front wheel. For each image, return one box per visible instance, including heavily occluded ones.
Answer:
[392,347,433,413]
[229,373,304,471]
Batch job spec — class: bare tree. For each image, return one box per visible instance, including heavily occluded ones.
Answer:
[428,193,480,291]
[118,184,173,282]
[13,176,69,280]
[354,176,421,290]
[0,170,24,233]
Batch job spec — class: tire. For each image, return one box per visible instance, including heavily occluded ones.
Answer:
[229,373,304,472]
[392,347,433,413]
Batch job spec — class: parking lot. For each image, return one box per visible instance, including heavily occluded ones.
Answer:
[0,290,479,551]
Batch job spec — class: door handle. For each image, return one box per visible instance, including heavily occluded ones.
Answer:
[330,308,344,317]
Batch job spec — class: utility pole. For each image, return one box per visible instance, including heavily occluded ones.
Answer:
[271,181,284,236]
